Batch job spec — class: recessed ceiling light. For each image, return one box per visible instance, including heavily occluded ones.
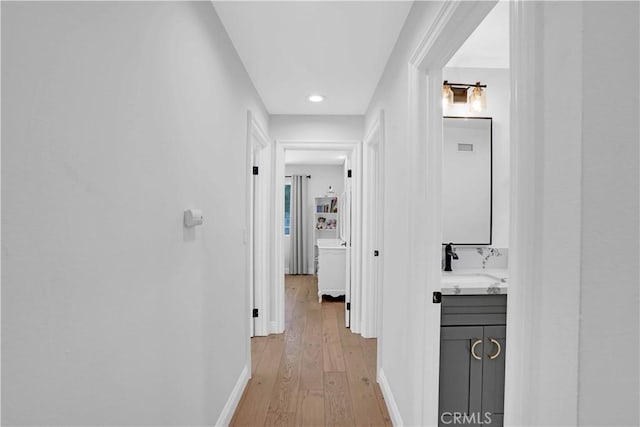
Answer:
[308,94,325,103]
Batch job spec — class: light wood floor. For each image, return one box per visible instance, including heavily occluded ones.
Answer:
[231,275,392,427]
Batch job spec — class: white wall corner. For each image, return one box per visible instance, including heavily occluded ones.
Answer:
[378,369,403,427]
[215,364,250,427]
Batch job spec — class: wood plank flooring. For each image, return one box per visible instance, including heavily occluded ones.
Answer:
[231,275,392,427]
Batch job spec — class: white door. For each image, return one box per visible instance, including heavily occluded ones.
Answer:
[362,124,383,338]
[344,168,353,327]
[250,152,257,337]
[245,111,270,337]
[371,147,381,333]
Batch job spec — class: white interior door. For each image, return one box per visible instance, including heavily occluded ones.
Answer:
[362,116,383,338]
[366,147,380,337]
[245,111,270,338]
[250,150,257,338]
[372,147,381,334]
[253,148,269,337]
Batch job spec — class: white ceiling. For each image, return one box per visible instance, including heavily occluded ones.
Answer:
[213,1,413,115]
[446,1,510,69]
[285,150,347,165]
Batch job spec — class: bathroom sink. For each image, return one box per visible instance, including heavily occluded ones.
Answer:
[441,270,508,295]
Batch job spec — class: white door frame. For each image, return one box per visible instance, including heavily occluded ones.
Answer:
[402,1,609,424]
[404,1,520,424]
[406,0,550,424]
[361,111,385,340]
[246,111,270,339]
[272,139,362,334]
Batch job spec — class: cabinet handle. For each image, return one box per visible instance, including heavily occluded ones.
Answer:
[471,339,482,360]
[488,338,501,360]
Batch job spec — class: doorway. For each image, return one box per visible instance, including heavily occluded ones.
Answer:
[284,156,347,325]
[404,0,533,424]
[272,140,362,335]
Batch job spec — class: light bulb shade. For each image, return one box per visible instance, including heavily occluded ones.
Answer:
[442,84,454,111]
[468,85,487,112]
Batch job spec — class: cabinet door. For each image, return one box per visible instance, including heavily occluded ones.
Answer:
[481,325,506,427]
[439,326,484,427]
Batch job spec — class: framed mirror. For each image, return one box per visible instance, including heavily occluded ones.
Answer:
[442,116,492,245]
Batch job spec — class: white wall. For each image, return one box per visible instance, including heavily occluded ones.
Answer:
[270,115,363,141]
[443,67,510,248]
[363,2,446,424]
[578,2,638,424]
[505,3,638,425]
[1,2,268,425]
[284,164,345,274]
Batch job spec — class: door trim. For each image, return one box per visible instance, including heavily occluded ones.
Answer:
[272,139,362,334]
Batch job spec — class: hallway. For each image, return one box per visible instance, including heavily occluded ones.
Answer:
[2,2,638,425]
[231,275,391,426]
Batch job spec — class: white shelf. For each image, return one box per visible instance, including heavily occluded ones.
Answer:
[314,197,339,241]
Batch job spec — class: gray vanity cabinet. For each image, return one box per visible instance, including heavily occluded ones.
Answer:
[439,296,507,427]
[481,325,505,427]
[439,326,485,420]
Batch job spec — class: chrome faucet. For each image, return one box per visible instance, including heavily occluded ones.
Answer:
[444,243,458,272]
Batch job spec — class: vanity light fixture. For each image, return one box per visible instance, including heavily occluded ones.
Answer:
[468,83,487,112]
[442,82,454,111]
[442,81,487,112]
[308,94,325,103]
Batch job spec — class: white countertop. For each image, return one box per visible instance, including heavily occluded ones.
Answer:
[317,238,346,249]
[441,268,508,295]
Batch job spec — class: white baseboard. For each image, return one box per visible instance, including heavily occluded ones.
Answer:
[215,364,249,427]
[268,321,280,334]
[378,368,403,427]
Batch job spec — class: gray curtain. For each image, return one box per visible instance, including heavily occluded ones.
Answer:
[289,175,308,274]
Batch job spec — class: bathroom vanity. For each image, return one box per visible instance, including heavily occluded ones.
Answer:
[439,115,507,425]
[439,271,507,427]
